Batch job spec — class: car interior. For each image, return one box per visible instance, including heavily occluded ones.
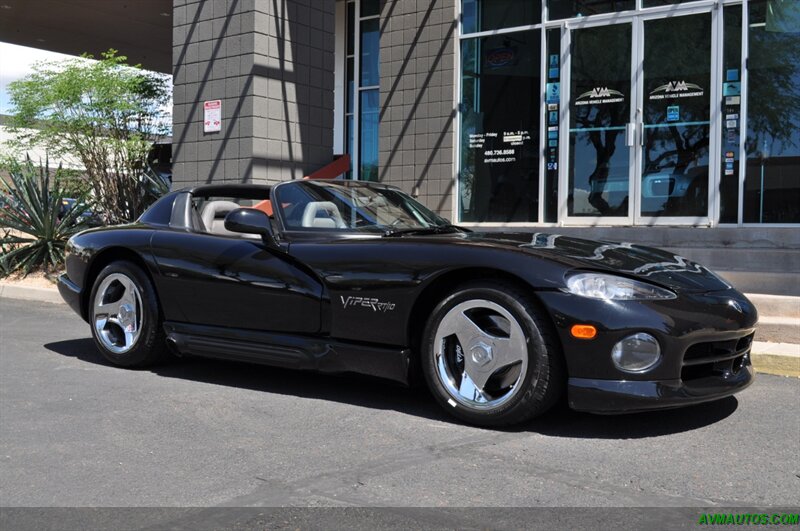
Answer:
[191,196,275,238]
[275,183,420,231]
[200,200,242,236]
[182,182,439,239]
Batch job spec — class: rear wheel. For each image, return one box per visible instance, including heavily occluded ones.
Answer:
[89,261,169,367]
[421,281,564,427]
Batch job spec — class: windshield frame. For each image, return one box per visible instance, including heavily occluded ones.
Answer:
[271,180,450,237]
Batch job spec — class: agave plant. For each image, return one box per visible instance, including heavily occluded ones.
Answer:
[0,157,92,276]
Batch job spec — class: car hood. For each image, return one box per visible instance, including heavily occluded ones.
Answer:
[459,231,731,293]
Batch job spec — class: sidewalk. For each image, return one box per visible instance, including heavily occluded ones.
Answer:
[1,280,798,377]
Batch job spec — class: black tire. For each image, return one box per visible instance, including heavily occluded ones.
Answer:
[88,260,170,368]
[421,280,564,427]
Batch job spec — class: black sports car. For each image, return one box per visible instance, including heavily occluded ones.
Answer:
[58,180,757,426]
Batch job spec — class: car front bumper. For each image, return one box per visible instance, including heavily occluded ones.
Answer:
[535,287,758,413]
[57,273,83,319]
[568,362,754,414]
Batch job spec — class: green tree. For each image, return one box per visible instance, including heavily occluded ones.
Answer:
[7,49,171,223]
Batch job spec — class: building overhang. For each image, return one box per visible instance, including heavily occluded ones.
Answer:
[0,0,172,74]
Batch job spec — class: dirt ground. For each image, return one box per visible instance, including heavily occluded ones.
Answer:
[0,270,59,289]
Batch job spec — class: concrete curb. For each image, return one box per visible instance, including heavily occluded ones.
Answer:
[751,342,800,378]
[2,282,799,378]
[747,294,800,319]
[0,283,63,305]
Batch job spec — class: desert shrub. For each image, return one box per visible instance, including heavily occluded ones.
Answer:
[0,157,91,276]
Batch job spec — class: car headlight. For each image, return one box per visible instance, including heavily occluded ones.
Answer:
[565,272,676,301]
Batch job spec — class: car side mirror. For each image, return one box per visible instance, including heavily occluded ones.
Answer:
[224,208,278,247]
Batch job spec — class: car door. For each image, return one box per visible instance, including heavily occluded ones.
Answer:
[150,230,323,334]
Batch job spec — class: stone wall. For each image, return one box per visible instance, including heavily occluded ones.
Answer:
[171,0,335,186]
[378,0,457,219]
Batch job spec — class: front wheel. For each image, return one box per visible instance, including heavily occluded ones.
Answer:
[421,281,564,427]
[89,261,169,367]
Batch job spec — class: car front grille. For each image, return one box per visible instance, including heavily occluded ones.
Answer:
[681,333,753,381]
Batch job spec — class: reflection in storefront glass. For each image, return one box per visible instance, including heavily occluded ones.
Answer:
[568,24,631,217]
[459,31,540,222]
[462,0,540,34]
[641,14,711,218]
[548,0,633,21]
[744,0,800,223]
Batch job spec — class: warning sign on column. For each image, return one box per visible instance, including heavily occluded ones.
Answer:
[203,100,222,133]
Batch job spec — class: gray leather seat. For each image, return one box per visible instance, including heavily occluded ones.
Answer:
[201,200,241,236]
[301,201,346,229]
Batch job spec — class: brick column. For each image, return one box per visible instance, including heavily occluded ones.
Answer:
[172,0,335,187]
[378,0,457,219]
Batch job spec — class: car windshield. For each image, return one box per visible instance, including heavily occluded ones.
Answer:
[274,180,451,233]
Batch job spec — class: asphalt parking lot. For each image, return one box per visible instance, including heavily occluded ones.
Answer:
[1,298,798,512]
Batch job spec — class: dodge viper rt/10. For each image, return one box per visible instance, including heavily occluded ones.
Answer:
[58,180,757,426]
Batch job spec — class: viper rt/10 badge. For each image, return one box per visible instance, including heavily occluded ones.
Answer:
[340,295,396,313]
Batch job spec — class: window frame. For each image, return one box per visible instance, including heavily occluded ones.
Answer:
[334,0,381,181]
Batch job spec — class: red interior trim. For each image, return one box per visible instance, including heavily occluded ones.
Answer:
[303,154,351,180]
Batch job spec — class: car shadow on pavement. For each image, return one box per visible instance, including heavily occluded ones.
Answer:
[45,338,739,440]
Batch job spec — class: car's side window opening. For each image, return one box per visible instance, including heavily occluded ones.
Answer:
[190,196,275,238]
[275,181,448,232]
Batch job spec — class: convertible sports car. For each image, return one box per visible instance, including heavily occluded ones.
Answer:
[58,180,757,426]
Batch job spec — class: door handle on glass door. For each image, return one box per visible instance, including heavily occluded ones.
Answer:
[625,123,636,147]
[636,108,644,146]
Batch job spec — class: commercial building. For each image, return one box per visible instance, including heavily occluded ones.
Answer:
[1,0,798,292]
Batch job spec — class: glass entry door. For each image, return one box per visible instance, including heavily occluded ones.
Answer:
[638,12,712,222]
[563,9,714,225]
[566,22,634,222]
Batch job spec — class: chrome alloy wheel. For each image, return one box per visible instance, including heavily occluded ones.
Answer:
[433,299,528,410]
[93,273,143,354]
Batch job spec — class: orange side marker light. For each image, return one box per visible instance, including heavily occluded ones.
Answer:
[571,324,597,340]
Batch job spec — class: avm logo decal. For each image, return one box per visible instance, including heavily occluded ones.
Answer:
[649,80,704,100]
[576,87,624,100]
[574,87,625,106]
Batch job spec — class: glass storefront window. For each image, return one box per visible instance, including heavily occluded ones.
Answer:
[462,0,540,34]
[360,18,379,87]
[459,30,541,222]
[719,5,742,224]
[451,0,798,226]
[345,2,356,176]
[547,0,633,21]
[360,0,380,17]
[544,28,560,223]
[360,90,379,181]
[341,0,380,180]
[743,0,800,223]
[346,58,354,113]
[643,0,702,7]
